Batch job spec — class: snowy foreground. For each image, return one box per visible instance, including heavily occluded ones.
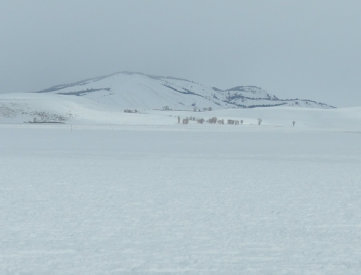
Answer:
[1,109,361,274]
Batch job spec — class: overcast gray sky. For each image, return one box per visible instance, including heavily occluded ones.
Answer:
[1,0,360,106]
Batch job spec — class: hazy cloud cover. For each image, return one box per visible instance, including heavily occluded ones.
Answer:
[1,0,360,106]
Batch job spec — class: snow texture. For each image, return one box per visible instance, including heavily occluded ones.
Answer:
[1,109,361,273]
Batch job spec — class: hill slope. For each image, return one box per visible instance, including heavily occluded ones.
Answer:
[0,72,339,124]
[34,71,334,110]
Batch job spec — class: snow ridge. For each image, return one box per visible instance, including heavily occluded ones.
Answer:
[33,72,335,110]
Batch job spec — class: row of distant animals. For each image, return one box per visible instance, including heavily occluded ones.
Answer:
[178,116,261,125]
[178,116,296,126]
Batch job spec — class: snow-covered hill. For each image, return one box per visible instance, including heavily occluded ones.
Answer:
[1,71,341,125]
[34,71,334,110]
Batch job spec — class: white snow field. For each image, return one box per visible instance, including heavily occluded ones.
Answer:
[1,108,361,274]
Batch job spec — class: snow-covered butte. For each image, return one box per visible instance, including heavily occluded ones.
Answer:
[33,71,334,110]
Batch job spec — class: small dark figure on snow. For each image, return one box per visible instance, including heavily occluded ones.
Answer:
[292,121,296,127]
